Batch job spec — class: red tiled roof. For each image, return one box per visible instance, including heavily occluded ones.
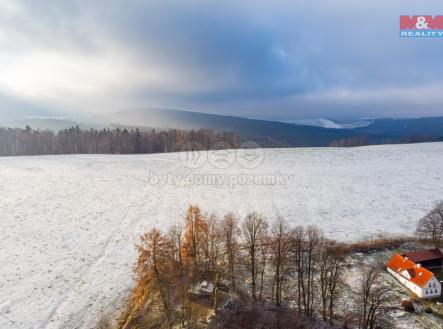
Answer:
[387,254,434,288]
[402,249,443,263]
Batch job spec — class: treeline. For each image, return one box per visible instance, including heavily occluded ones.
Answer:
[0,126,242,156]
[113,205,394,329]
[329,134,442,147]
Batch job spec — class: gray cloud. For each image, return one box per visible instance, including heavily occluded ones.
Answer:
[0,0,442,120]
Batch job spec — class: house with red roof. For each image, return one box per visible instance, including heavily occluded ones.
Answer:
[402,248,443,270]
[387,253,441,298]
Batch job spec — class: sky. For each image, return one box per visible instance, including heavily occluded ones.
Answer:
[0,0,442,121]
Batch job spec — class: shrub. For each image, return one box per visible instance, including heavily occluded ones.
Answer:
[401,300,415,313]
[95,314,112,329]
[347,236,414,253]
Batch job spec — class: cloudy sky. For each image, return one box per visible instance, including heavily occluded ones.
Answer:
[0,0,442,121]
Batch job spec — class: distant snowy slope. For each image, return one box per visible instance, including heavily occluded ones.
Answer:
[283,118,374,129]
[1,142,443,328]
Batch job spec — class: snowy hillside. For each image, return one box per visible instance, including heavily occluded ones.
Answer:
[282,118,373,129]
[1,143,443,328]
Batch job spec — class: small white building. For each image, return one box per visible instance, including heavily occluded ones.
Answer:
[190,280,215,296]
[387,253,441,299]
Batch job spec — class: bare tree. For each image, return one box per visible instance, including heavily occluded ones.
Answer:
[358,266,393,329]
[242,212,268,301]
[292,225,322,316]
[293,226,304,311]
[182,205,207,272]
[203,213,222,274]
[202,214,225,313]
[129,228,174,329]
[258,232,269,301]
[222,212,239,290]
[270,217,292,308]
[416,201,443,249]
[318,241,346,323]
[169,223,184,275]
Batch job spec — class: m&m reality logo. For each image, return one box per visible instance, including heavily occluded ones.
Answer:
[400,15,443,37]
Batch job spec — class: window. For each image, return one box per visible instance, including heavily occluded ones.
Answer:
[425,289,428,294]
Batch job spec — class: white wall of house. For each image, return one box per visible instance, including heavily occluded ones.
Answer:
[387,268,441,298]
[421,277,441,298]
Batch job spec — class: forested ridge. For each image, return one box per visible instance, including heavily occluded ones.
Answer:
[2,124,441,157]
[0,126,241,156]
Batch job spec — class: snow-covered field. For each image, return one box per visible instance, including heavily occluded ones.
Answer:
[1,142,443,329]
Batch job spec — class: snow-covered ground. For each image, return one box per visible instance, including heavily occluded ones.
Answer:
[1,142,443,329]
[281,118,373,129]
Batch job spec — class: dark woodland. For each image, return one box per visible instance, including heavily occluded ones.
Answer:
[0,126,241,156]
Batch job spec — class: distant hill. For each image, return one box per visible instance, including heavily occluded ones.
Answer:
[1,108,442,147]
[106,108,443,146]
[0,118,102,131]
[105,108,359,147]
[355,117,443,137]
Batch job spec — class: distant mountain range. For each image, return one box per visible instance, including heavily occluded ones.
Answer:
[1,107,443,147]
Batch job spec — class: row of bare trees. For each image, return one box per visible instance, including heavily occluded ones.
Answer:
[0,126,241,156]
[239,212,347,324]
[119,205,392,329]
